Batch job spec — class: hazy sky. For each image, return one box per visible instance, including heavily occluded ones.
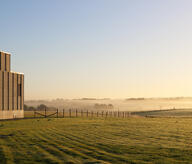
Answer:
[1,0,192,100]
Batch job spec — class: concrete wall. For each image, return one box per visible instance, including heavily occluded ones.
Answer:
[0,52,5,71]
[0,51,24,120]
[14,73,18,110]
[9,72,12,110]
[0,52,11,72]
[0,71,24,118]
[0,110,24,119]
[18,74,21,110]
[6,54,10,72]
[0,72,2,110]
[4,72,8,110]
[21,74,24,110]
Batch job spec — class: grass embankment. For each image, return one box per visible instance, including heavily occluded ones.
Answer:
[0,117,192,163]
[134,108,192,117]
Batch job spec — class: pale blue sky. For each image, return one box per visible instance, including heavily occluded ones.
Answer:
[1,0,192,99]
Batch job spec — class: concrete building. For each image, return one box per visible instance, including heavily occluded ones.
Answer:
[0,51,24,119]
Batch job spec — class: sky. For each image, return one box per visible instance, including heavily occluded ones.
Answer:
[1,0,192,100]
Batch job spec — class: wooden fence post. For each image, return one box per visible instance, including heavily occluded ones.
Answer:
[81,110,83,117]
[69,109,71,118]
[34,109,36,118]
[106,111,108,118]
[63,109,65,118]
[87,110,88,117]
[57,109,59,118]
[45,107,47,118]
[97,111,98,117]
[76,109,78,117]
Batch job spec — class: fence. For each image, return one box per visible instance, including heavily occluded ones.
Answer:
[24,108,132,119]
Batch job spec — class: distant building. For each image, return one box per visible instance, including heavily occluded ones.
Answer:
[0,51,24,119]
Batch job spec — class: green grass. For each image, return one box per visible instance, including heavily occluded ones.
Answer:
[0,117,192,163]
[134,108,192,117]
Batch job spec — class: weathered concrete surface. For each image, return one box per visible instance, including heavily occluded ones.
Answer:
[0,51,24,120]
[0,110,24,119]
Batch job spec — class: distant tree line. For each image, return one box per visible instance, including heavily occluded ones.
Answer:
[24,104,57,111]
[126,98,145,101]
[94,103,114,109]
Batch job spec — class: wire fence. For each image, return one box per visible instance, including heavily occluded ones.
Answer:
[24,108,132,119]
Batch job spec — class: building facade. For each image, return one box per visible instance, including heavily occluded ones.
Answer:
[0,51,24,119]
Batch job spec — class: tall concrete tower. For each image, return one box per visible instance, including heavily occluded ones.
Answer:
[0,51,24,119]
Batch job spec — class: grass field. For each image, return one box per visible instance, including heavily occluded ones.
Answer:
[134,108,192,117]
[0,117,192,164]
